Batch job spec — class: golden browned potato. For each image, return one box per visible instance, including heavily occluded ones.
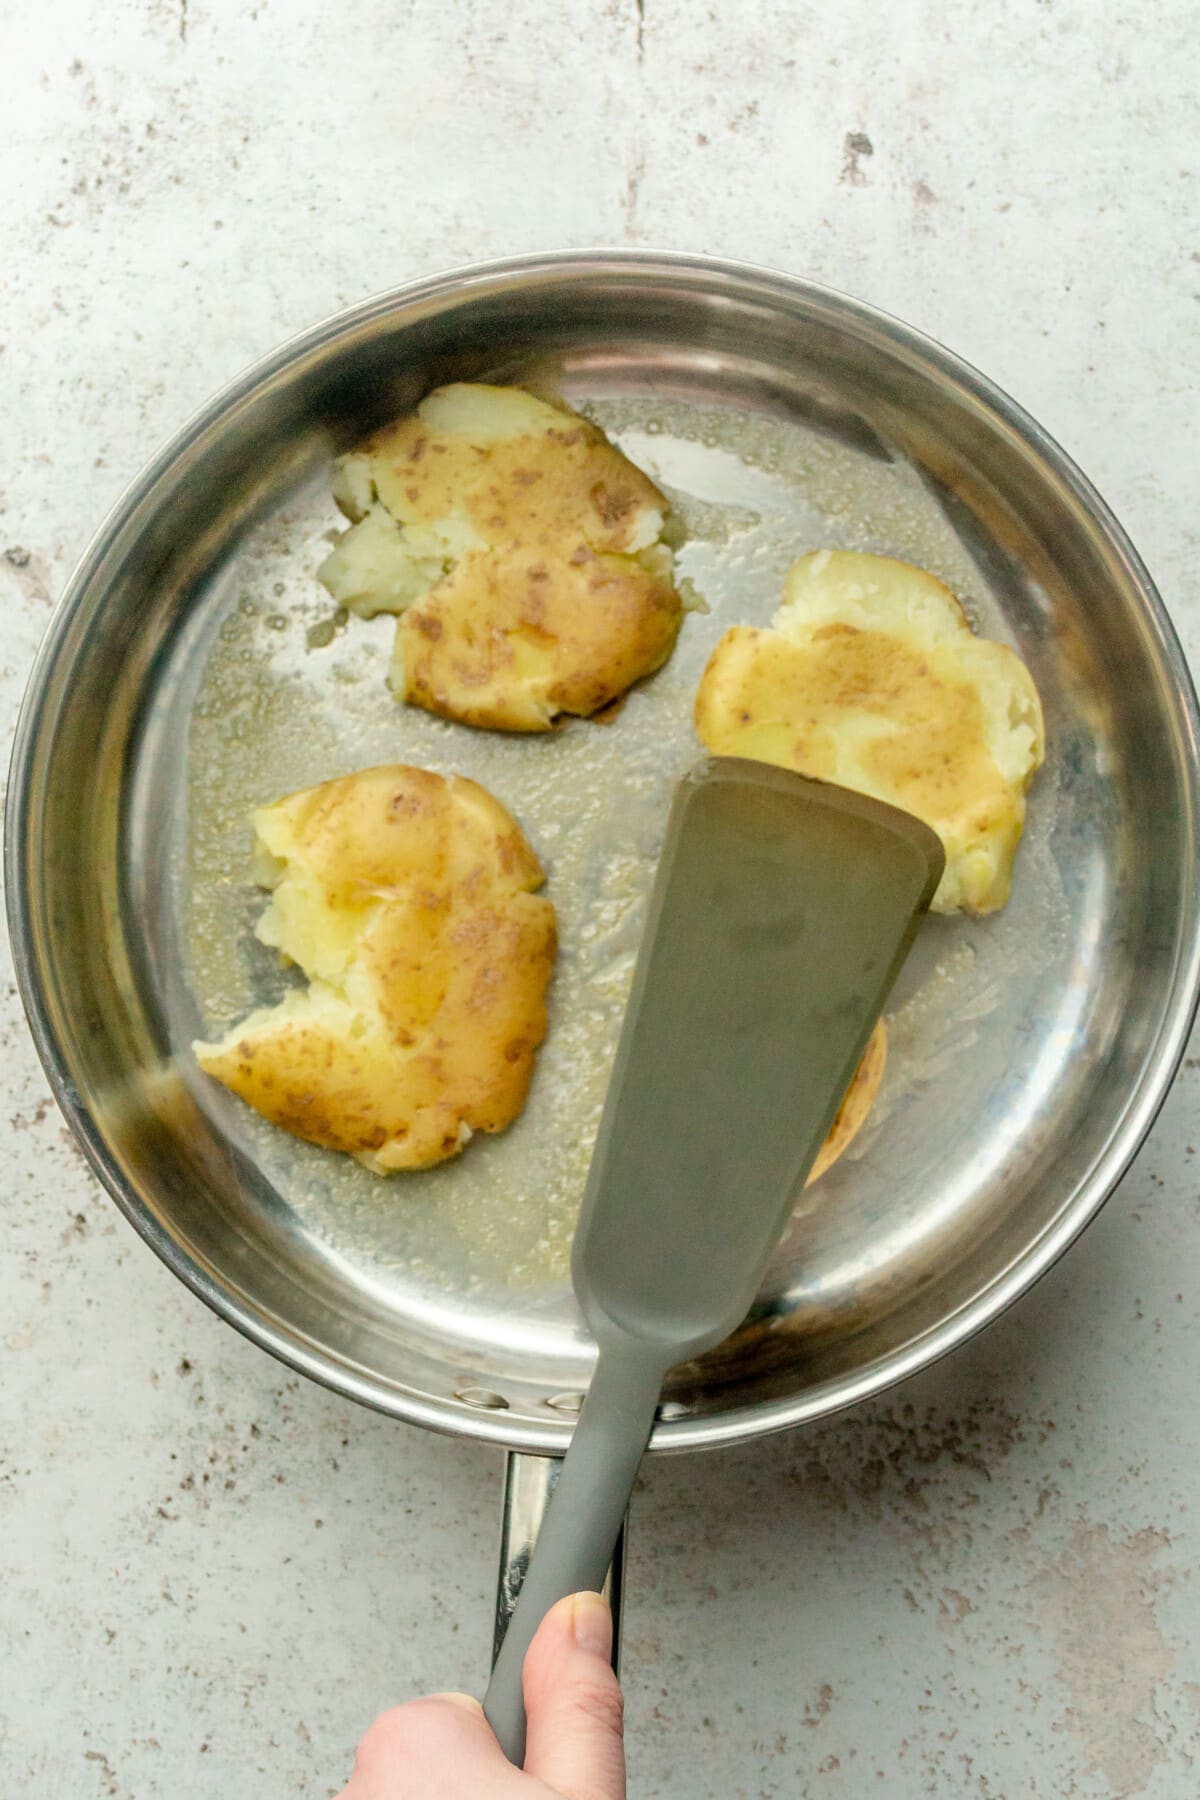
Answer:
[806,1019,887,1186]
[695,550,1045,914]
[317,383,684,730]
[193,765,556,1171]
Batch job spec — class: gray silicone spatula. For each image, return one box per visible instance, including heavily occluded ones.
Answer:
[484,756,944,1764]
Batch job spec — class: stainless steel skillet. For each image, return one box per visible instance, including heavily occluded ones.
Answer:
[8,251,1200,1665]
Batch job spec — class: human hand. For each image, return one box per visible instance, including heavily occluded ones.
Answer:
[337,1591,625,1799]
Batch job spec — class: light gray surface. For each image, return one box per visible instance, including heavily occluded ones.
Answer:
[2,2,1199,1795]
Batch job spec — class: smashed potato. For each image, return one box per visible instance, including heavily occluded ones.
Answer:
[695,551,1044,914]
[318,383,684,731]
[193,765,556,1171]
[806,1018,887,1186]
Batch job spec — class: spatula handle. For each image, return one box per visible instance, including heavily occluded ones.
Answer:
[483,1339,667,1766]
[493,1453,626,1673]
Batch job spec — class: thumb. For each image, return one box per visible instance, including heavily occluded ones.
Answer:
[521,1592,626,1800]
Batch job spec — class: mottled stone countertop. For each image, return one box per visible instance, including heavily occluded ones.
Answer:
[3,2,1199,1794]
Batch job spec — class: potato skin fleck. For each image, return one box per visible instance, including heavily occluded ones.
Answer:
[194,765,556,1171]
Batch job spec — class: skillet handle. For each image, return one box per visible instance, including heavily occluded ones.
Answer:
[492,1451,626,1673]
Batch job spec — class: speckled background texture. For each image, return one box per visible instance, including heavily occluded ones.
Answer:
[3,2,1200,1795]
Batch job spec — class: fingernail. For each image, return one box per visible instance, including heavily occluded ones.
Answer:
[570,1591,613,1658]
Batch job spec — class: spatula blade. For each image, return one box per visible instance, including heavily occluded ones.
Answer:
[574,756,944,1356]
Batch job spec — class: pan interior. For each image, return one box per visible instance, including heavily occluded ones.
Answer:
[20,265,1196,1449]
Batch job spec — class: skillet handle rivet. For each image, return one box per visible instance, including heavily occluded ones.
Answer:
[456,1386,510,1411]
